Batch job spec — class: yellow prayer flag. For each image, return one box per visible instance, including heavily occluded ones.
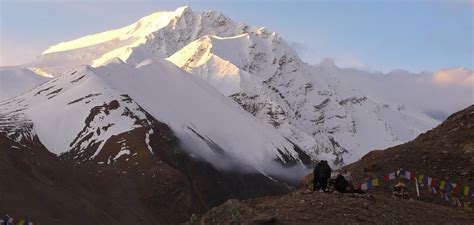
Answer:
[18,220,25,225]
[417,175,423,182]
[439,180,445,190]
[463,202,470,211]
[464,186,470,196]
[372,178,379,187]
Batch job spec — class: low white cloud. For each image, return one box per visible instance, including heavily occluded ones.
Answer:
[333,56,370,71]
[432,67,474,86]
[330,66,473,122]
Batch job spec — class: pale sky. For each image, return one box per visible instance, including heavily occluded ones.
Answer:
[0,0,473,72]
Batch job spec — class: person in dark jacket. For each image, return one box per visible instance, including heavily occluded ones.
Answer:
[313,162,321,191]
[334,173,348,193]
[319,160,331,191]
[313,160,332,192]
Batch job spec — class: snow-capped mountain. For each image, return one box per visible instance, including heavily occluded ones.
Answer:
[33,6,253,76]
[0,58,309,176]
[0,67,51,100]
[166,31,438,164]
[8,6,439,166]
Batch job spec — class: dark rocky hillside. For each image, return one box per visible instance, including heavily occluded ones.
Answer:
[187,105,474,225]
[186,190,474,225]
[0,116,291,225]
[342,104,474,204]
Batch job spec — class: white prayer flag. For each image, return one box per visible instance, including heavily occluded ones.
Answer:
[389,172,396,180]
[404,171,411,179]
[361,183,368,190]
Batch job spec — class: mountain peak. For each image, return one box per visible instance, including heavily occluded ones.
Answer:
[174,5,192,15]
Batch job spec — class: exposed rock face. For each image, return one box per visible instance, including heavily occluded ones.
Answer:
[167,25,438,166]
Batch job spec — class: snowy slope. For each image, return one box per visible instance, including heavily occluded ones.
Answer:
[0,66,155,159]
[0,59,309,175]
[33,6,253,76]
[92,58,311,173]
[0,67,51,100]
[167,32,438,164]
[22,6,442,165]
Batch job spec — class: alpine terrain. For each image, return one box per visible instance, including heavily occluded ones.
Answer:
[187,105,474,225]
[25,6,439,165]
[0,5,471,225]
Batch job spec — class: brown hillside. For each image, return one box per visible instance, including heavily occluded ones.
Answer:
[187,105,474,225]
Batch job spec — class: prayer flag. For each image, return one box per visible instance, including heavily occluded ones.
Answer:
[431,187,437,194]
[431,179,437,188]
[399,170,405,177]
[372,178,379,187]
[428,177,433,187]
[384,175,389,183]
[463,186,470,196]
[456,198,462,207]
[18,220,25,225]
[422,175,428,185]
[453,183,460,193]
[464,202,470,211]
[444,181,452,192]
[411,171,416,180]
[361,182,368,190]
[417,175,423,183]
[404,171,411,180]
[367,180,373,189]
[389,172,396,180]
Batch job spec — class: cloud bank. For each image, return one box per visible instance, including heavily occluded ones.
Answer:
[432,67,474,86]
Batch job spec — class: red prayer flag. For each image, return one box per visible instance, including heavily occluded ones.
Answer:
[453,182,461,193]
[384,175,389,183]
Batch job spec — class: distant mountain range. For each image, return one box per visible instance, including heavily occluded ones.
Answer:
[3,6,466,168]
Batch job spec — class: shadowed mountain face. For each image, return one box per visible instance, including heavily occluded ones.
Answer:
[0,54,303,224]
[0,113,291,225]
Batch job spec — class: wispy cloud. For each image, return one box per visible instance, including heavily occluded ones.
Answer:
[432,67,474,86]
